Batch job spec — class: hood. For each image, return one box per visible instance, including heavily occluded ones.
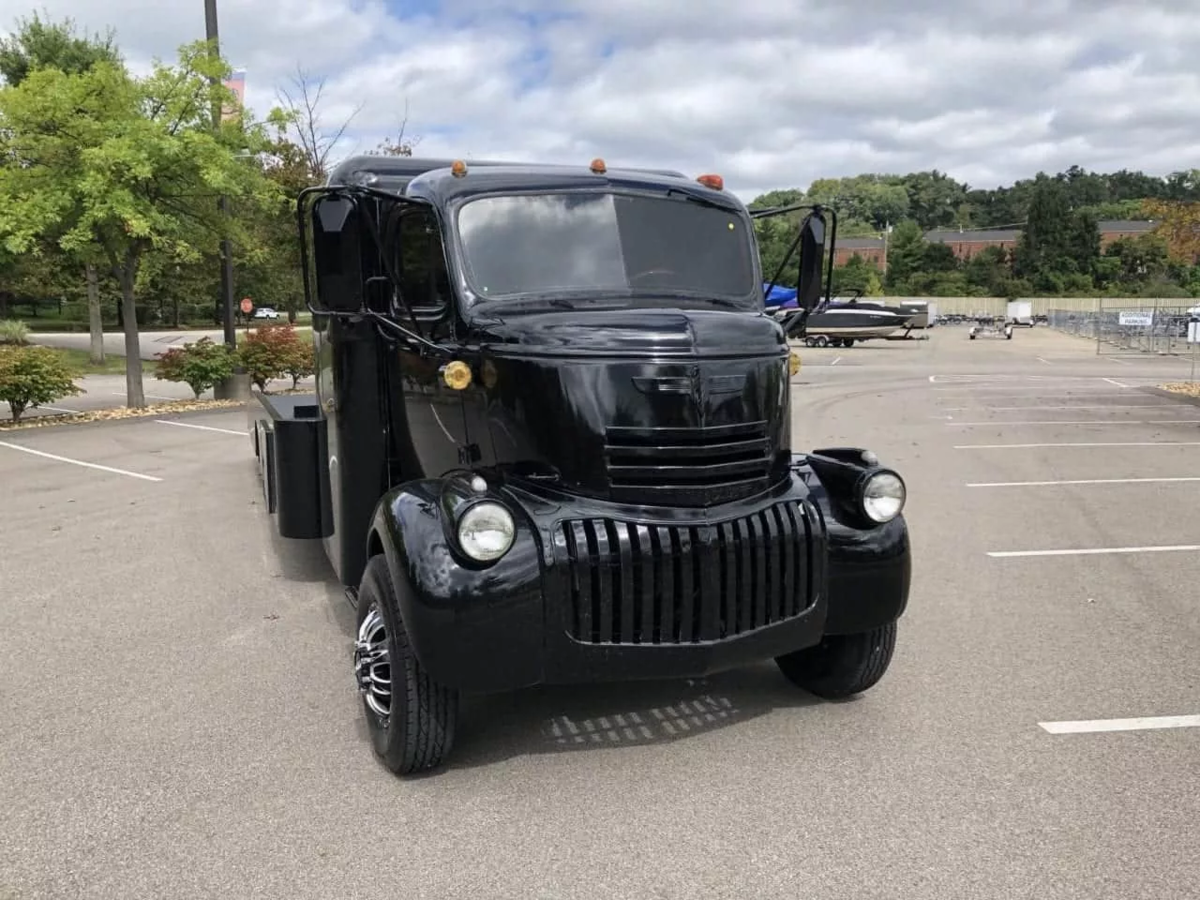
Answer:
[469,308,793,507]
[469,306,787,357]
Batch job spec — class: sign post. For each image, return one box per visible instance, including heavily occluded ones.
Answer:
[1188,318,1199,384]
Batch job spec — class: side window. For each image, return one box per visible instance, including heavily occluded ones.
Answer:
[397,210,451,319]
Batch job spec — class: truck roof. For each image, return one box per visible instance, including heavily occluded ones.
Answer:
[323,155,736,208]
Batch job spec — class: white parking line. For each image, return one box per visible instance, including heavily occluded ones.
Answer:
[0,440,162,482]
[1036,357,1052,365]
[155,419,244,437]
[830,356,842,366]
[933,388,1131,394]
[989,544,1200,558]
[1103,377,1129,387]
[957,440,1200,449]
[968,476,1200,488]
[943,404,1172,411]
[947,419,1200,426]
[1039,715,1200,734]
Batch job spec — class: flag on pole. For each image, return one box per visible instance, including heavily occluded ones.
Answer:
[221,68,246,122]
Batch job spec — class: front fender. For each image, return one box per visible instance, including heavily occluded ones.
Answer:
[795,451,912,635]
[368,478,547,692]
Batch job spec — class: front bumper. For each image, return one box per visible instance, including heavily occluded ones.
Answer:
[372,461,910,694]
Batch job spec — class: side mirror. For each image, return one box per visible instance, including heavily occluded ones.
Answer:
[309,195,364,313]
[795,211,826,312]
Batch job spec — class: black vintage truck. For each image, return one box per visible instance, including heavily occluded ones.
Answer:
[248,155,911,775]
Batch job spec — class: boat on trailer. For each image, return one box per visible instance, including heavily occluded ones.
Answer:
[765,288,918,347]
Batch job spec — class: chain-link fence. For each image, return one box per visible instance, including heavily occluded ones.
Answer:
[1048,299,1200,356]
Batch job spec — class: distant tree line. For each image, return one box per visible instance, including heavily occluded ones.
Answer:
[752,168,1200,299]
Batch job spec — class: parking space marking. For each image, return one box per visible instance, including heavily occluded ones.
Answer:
[155,419,244,437]
[1036,357,1052,365]
[1039,715,1200,734]
[0,440,162,482]
[988,544,1200,558]
[830,356,842,366]
[943,404,1173,411]
[1103,377,1129,387]
[956,440,1200,449]
[968,476,1200,488]
[947,419,1200,426]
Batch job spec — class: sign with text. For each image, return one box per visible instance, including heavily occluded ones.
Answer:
[1189,321,1200,344]
[1118,311,1153,327]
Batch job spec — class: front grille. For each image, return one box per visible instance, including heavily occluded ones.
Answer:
[557,500,818,646]
[604,422,773,505]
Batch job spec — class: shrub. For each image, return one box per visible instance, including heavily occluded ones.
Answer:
[282,338,315,388]
[238,324,307,392]
[154,337,237,399]
[0,320,30,346]
[0,345,84,423]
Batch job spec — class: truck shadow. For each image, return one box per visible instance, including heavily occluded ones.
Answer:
[288,553,845,773]
[444,664,840,771]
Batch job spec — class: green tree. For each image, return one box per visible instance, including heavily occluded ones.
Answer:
[0,11,124,364]
[883,220,926,288]
[0,41,278,408]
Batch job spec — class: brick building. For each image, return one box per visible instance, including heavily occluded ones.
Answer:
[830,219,1159,268]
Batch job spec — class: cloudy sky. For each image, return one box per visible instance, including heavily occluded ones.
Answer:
[1,0,1198,200]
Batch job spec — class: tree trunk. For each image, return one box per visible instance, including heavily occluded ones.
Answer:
[119,262,145,409]
[85,263,105,365]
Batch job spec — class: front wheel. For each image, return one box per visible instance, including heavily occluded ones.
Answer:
[775,621,897,699]
[354,555,459,775]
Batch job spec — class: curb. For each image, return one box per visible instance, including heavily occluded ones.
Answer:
[0,402,248,436]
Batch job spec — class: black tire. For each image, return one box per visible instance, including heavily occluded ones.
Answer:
[814,335,829,348]
[774,621,897,699]
[354,554,459,775]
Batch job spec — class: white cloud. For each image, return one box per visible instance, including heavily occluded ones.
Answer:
[2,0,1198,200]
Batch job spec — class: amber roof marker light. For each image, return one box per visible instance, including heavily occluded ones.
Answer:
[450,160,468,178]
[590,158,607,174]
[697,174,724,191]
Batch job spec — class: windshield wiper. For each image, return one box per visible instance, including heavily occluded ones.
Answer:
[664,189,737,211]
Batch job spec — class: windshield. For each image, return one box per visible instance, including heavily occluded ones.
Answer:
[454,191,758,304]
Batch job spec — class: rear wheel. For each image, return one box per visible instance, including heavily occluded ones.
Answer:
[814,335,829,348]
[353,555,459,775]
[775,621,897,699]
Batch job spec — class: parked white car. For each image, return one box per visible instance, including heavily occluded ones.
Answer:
[253,307,280,319]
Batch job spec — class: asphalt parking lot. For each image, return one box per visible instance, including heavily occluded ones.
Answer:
[2,325,1198,899]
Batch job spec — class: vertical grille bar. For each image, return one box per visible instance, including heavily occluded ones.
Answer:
[718,522,735,638]
[696,527,720,642]
[612,521,635,644]
[560,500,816,645]
[773,504,792,621]
[589,520,613,644]
[734,518,752,635]
[676,528,695,643]
[632,524,652,644]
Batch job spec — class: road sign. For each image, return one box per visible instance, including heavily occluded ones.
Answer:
[1118,311,1153,327]
[240,297,253,314]
[1188,321,1200,344]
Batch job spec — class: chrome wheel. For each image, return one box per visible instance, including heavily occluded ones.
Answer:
[354,604,391,722]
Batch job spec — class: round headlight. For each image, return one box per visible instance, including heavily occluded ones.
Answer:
[457,502,515,562]
[861,471,905,524]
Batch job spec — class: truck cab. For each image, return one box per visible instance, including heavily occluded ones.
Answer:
[248,155,912,776]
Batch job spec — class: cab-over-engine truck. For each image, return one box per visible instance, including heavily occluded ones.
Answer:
[248,155,912,776]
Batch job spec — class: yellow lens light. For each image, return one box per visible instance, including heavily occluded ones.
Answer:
[442,360,473,390]
[789,351,801,376]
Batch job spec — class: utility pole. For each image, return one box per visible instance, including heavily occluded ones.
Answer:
[204,0,237,348]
